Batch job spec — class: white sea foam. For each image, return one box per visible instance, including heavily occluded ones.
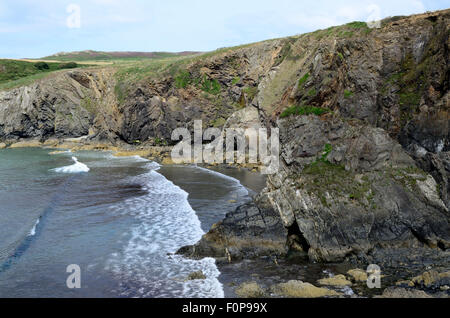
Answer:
[85,153,154,169]
[28,218,40,237]
[145,161,161,171]
[53,157,90,173]
[105,166,224,298]
[104,153,151,163]
[436,140,444,153]
[49,150,72,155]
[341,286,355,296]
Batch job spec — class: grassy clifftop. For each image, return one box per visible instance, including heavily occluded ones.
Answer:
[42,50,200,62]
[0,59,87,90]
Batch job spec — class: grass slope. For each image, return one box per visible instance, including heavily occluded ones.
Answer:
[0,59,86,90]
[41,50,200,62]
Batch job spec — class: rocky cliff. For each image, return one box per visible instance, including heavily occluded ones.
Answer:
[1,10,449,268]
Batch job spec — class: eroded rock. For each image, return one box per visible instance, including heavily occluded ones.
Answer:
[377,287,433,299]
[177,194,288,261]
[271,280,341,298]
[235,282,266,298]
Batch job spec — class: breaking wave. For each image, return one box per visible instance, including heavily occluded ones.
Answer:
[105,162,224,298]
[28,218,40,237]
[53,157,90,173]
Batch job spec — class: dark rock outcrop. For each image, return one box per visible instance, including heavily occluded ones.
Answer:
[178,10,450,265]
[0,69,115,141]
[178,194,288,261]
[266,115,449,263]
[181,115,449,264]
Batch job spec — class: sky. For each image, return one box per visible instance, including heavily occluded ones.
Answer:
[0,0,448,58]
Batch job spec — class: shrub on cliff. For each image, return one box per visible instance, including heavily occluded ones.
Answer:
[34,62,49,70]
[59,62,78,69]
[174,70,191,88]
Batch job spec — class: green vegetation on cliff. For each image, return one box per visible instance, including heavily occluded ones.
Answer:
[42,51,196,62]
[0,59,83,90]
[174,71,222,95]
[298,73,310,87]
[280,105,330,118]
[300,160,374,208]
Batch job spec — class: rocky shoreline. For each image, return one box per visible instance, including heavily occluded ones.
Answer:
[1,10,449,298]
[1,136,449,298]
[179,197,449,298]
[176,114,449,298]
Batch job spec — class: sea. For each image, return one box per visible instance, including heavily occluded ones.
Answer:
[0,147,266,298]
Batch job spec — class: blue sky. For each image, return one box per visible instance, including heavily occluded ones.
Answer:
[0,0,448,58]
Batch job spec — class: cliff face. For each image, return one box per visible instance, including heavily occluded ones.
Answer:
[0,10,449,264]
[176,10,450,264]
[266,115,448,263]
[0,68,120,140]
